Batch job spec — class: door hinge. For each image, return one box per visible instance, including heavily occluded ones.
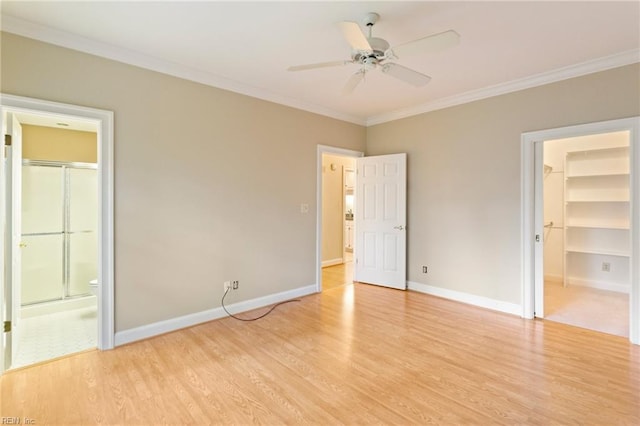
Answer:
[535,234,541,242]
[3,321,11,333]
[4,134,11,146]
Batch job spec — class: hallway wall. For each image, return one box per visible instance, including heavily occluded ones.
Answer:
[321,154,356,265]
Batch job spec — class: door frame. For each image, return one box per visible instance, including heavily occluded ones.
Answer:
[521,116,640,344]
[0,94,115,372]
[316,145,363,292]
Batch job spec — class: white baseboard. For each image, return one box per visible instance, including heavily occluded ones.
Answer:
[115,284,317,346]
[566,277,630,294]
[407,281,522,316]
[322,258,343,267]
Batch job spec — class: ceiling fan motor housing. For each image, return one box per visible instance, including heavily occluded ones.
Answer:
[367,37,390,57]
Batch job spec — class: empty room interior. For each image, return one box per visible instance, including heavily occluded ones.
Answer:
[1,1,639,424]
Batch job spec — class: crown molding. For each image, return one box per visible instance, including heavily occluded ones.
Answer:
[366,48,640,126]
[3,15,637,129]
[1,15,367,126]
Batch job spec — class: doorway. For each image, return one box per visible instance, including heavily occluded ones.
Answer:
[317,145,362,292]
[1,94,115,373]
[17,158,98,368]
[522,117,640,345]
[541,132,630,337]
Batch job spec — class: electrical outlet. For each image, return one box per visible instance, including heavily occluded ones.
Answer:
[602,262,611,272]
[232,280,239,290]
[224,281,231,292]
[422,266,428,273]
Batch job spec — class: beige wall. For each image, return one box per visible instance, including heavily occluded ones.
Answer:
[366,63,640,305]
[1,33,366,331]
[3,30,638,331]
[22,124,97,163]
[321,154,356,263]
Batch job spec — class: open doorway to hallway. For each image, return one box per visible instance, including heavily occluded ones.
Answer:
[542,131,630,337]
[320,152,356,291]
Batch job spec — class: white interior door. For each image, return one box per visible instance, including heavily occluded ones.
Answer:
[10,115,22,365]
[1,113,22,371]
[1,115,6,372]
[354,153,407,290]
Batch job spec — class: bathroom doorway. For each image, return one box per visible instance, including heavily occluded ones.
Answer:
[1,94,115,373]
[13,117,98,368]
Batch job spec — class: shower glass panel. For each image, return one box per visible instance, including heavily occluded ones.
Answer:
[21,162,97,305]
[22,165,64,233]
[21,235,64,304]
[68,167,98,296]
[69,233,97,296]
[21,165,64,304]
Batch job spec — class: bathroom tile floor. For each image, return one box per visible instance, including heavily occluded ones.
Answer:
[12,305,97,369]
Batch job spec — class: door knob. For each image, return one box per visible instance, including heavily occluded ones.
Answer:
[393,225,405,230]
[19,242,27,248]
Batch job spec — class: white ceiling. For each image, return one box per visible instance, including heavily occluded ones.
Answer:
[2,1,639,126]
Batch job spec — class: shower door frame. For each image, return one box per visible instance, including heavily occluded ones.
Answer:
[21,159,98,304]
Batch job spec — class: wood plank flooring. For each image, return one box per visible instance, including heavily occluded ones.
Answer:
[321,260,353,291]
[2,283,639,425]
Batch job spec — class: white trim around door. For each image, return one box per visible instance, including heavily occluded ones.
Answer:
[521,116,640,344]
[0,93,115,362]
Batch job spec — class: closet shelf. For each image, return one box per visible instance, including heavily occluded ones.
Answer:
[566,145,629,156]
[565,247,630,257]
[562,141,630,289]
[566,224,630,230]
[566,172,629,179]
[566,199,629,203]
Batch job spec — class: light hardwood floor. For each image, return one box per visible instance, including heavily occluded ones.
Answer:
[321,260,353,291]
[2,283,639,425]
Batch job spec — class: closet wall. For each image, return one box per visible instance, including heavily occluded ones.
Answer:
[543,131,630,292]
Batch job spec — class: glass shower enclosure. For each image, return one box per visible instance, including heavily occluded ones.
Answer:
[21,161,97,305]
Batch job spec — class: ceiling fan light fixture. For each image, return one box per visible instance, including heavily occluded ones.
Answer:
[362,56,377,70]
[288,12,457,91]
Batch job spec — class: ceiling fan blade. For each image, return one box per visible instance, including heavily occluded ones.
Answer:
[381,63,431,87]
[388,30,460,59]
[342,70,365,95]
[336,21,372,52]
[288,60,351,72]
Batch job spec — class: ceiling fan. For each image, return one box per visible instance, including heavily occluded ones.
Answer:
[287,12,460,94]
